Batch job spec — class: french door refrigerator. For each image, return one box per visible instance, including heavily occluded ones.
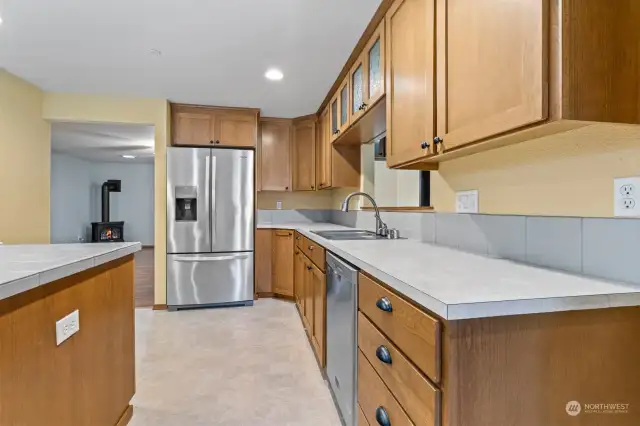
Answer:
[166,147,254,310]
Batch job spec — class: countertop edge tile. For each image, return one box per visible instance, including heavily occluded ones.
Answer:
[258,223,640,320]
[0,242,142,301]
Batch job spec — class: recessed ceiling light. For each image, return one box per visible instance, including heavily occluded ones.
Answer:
[122,155,136,159]
[265,68,284,81]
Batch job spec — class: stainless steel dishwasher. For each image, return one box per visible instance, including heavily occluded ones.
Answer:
[326,253,358,426]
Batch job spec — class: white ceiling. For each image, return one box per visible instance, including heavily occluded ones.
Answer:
[51,122,155,163]
[0,0,382,118]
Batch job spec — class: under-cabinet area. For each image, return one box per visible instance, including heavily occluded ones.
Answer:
[256,224,640,426]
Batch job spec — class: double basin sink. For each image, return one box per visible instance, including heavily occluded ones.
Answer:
[312,230,402,241]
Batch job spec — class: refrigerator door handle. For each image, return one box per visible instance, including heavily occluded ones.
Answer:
[173,254,250,262]
[205,153,211,250]
[210,153,217,246]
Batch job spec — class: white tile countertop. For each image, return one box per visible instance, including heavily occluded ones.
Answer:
[258,223,640,320]
[0,242,141,301]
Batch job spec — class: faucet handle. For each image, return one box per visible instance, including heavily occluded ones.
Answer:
[387,229,400,239]
[377,223,389,237]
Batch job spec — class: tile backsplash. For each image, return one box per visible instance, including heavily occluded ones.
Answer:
[330,210,640,286]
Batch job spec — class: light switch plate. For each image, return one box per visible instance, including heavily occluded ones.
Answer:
[56,310,80,346]
[276,200,283,210]
[456,190,479,213]
[614,177,640,217]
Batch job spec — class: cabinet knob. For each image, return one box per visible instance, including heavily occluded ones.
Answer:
[306,265,312,271]
[309,245,314,251]
[362,103,368,110]
[296,236,300,240]
[375,296,393,312]
[375,407,391,426]
[311,185,315,189]
[375,345,392,364]
[420,141,429,149]
[433,136,443,145]
[215,140,221,144]
[209,140,214,144]
[285,186,289,190]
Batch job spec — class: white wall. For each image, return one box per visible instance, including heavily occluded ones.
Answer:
[51,153,92,243]
[51,153,154,245]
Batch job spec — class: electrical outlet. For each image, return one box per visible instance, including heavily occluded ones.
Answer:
[456,190,479,213]
[56,310,80,346]
[614,177,640,217]
[276,200,282,210]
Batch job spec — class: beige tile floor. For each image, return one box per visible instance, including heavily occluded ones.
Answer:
[130,299,342,426]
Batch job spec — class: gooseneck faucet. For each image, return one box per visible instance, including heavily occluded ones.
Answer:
[341,192,389,237]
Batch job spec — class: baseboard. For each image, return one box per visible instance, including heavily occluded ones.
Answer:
[256,292,295,302]
[115,405,133,426]
[152,304,168,310]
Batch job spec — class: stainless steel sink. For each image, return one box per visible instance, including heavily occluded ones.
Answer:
[312,230,403,241]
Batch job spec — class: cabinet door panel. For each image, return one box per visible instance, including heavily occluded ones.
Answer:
[311,263,326,367]
[217,113,257,147]
[365,21,386,108]
[294,248,304,310]
[255,229,272,294]
[386,0,435,167]
[303,259,314,330]
[293,120,316,191]
[438,0,548,150]
[350,56,366,124]
[339,77,350,133]
[330,96,340,142]
[260,120,292,191]
[272,230,294,297]
[173,110,215,146]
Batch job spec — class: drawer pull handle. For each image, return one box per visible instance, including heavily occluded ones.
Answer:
[309,245,314,251]
[375,407,391,426]
[375,345,392,364]
[376,297,393,313]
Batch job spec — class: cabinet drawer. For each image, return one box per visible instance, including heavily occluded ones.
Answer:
[358,312,440,426]
[358,350,413,426]
[358,273,441,383]
[301,236,325,272]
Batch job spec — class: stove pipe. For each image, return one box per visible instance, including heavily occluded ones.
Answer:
[101,180,122,222]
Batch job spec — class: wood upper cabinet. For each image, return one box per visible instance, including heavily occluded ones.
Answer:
[255,229,273,295]
[435,0,547,152]
[292,118,316,191]
[259,118,292,192]
[385,0,436,168]
[349,54,366,124]
[329,92,340,142]
[364,20,386,111]
[171,104,258,147]
[316,107,331,189]
[310,262,326,367]
[338,76,350,135]
[272,230,294,297]
[172,106,217,146]
[217,111,259,147]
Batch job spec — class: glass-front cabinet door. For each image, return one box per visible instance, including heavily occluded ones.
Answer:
[349,54,366,124]
[365,20,385,107]
[338,76,350,135]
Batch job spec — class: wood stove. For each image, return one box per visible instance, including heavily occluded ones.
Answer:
[91,180,125,243]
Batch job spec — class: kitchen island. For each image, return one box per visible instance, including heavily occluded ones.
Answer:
[0,242,140,426]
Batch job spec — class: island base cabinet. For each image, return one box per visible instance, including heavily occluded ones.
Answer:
[441,307,640,426]
[0,256,135,426]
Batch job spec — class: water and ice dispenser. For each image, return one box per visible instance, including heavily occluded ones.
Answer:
[174,186,198,221]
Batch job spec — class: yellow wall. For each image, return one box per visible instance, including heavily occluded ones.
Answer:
[0,70,51,243]
[42,93,170,304]
[257,191,334,209]
[431,124,640,217]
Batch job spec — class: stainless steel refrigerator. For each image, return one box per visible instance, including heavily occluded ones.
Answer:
[166,147,254,310]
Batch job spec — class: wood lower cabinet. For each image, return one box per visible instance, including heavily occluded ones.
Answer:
[272,230,294,297]
[255,229,273,296]
[310,262,326,367]
[259,118,292,191]
[292,118,316,191]
[171,104,258,147]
